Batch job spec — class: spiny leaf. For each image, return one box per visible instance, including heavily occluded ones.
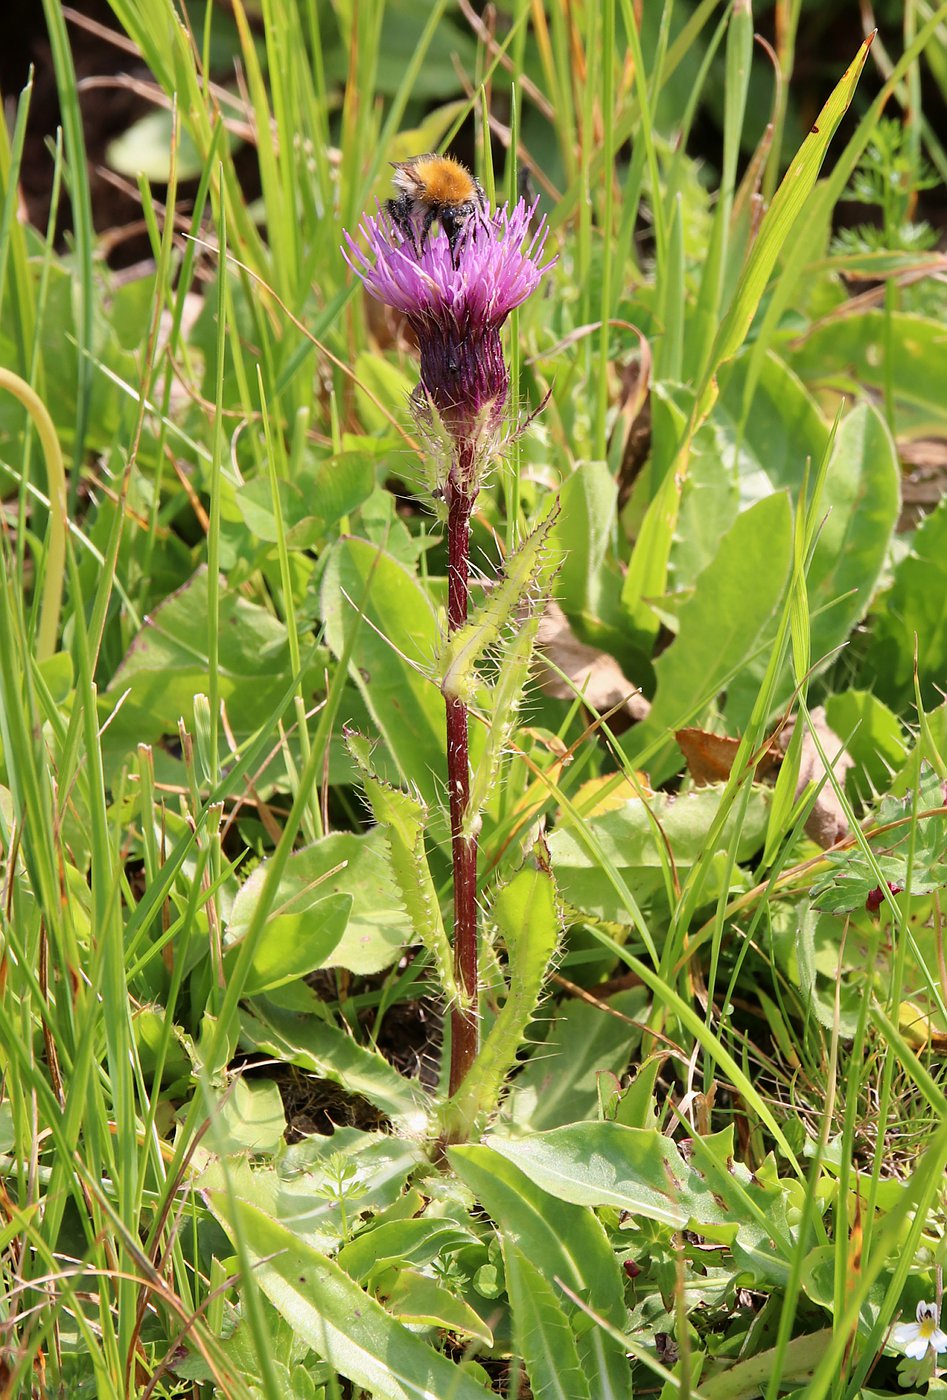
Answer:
[441,499,560,705]
[464,606,543,839]
[345,730,463,1008]
[444,856,562,1139]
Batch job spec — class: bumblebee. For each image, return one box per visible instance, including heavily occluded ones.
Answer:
[387,154,487,264]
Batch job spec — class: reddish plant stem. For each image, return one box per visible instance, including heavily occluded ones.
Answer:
[445,469,479,1097]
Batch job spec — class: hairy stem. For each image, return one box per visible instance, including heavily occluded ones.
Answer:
[445,465,478,1099]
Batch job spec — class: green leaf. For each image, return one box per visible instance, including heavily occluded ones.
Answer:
[443,859,562,1140]
[337,1218,477,1285]
[322,538,444,807]
[229,828,411,976]
[486,1123,794,1282]
[107,106,228,181]
[239,997,429,1134]
[386,1270,493,1347]
[549,785,770,925]
[237,452,376,549]
[104,566,322,748]
[621,33,873,640]
[345,732,459,1006]
[206,1193,492,1400]
[503,987,649,1132]
[825,690,907,802]
[624,492,793,781]
[503,1243,592,1400]
[788,311,947,434]
[724,393,899,724]
[209,1077,287,1155]
[859,493,947,711]
[449,1143,632,1400]
[699,1329,834,1400]
[224,892,351,996]
[703,33,874,396]
[548,462,623,642]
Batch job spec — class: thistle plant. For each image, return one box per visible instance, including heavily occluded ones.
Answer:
[344,186,556,1125]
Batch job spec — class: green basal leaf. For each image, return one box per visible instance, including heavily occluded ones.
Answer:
[224,892,351,996]
[550,783,770,925]
[229,828,412,976]
[386,1270,493,1347]
[788,310,947,435]
[503,1243,592,1400]
[502,986,649,1132]
[621,34,873,640]
[337,1218,477,1286]
[239,996,429,1134]
[205,1192,492,1400]
[449,1143,633,1400]
[487,1122,795,1285]
[859,493,947,711]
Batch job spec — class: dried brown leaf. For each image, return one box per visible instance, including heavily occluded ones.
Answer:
[536,601,650,723]
[777,705,854,848]
[675,727,780,786]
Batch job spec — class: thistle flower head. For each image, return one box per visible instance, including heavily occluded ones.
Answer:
[343,198,554,493]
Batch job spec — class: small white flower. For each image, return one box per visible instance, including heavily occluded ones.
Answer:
[892,1300,947,1360]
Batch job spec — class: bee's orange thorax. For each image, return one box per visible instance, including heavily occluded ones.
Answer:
[411,156,476,205]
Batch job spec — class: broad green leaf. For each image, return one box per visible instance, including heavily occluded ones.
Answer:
[548,462,624,644]
[107,106,221,181]
[209,1077,286,1155]
[174,1301,323,1395]
[386,1270,493,1347]
[788,311,947,435]
[488,1123,794,1283]
[206,1193,492,1400]
[224,892,351,996]
[337,1219,476,1285]
[858,494,947,711]
[624,491,793,781]
[699,1329,834,1400]
[237,452,376,548]
[621,34,873,639]
[503,987,649,1132]
[228,828,411,976]
[321,538,444,807]
[655,354,829,616]
[825,690,907,802]
[239,996,429,1134]
[503,1244,592,1400]
[724,395,899,724]
[449,1143,633,1400]
[549,785,770,925]
[103,566,323,748]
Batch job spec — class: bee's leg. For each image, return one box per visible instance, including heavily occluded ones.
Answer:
[419,204,439,254]
[440,208,461,268]
[386,196,419,254]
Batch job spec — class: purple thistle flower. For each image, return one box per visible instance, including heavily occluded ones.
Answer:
[343,198,554,489]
